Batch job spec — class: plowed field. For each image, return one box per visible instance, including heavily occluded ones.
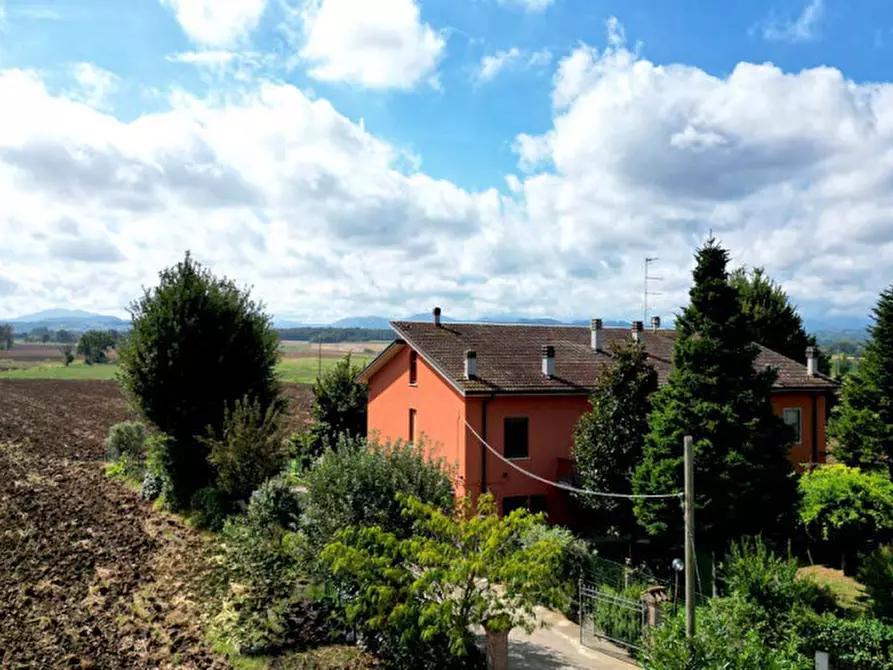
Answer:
[0,380,313,669]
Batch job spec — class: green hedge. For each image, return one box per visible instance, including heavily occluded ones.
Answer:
[799,614,893,669]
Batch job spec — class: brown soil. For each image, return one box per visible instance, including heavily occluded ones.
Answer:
[0,380,314,669]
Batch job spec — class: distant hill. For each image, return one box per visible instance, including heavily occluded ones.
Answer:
[330,316,394,329]
[2,309,129,333]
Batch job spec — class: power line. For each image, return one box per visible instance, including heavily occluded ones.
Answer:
[464,420,681,500]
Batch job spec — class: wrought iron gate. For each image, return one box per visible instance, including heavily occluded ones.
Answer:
[579,582,646,657]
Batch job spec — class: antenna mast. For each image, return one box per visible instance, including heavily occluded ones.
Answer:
[644,257,663,324]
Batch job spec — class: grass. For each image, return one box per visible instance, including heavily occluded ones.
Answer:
[0,357,371,383]
[0,360,119,380]
[798,565,866,612]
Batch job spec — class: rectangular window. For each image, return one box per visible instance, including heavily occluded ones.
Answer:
[504,417,529,459]
[409,408,417,442]
[783,408,802,444]
[409,351,418,385]
[502,495,547,516]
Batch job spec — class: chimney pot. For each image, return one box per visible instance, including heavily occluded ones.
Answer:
[433,306,442,327]
[541,345,555,378]
[806,346,818,377]
[591,318,603,351]
[464,350,477,380]
[651,316,661,332]
[631,320,644,343]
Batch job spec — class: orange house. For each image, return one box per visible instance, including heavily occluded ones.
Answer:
[357,310,838,524]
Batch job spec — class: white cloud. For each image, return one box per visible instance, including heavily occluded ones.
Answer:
[763,0,824,43]
[293,0,445,90]
[496,0,555,13]
[4,17,893,324]
[167,51,238,65]
[476,47,552,83]
[160,0,268,48]
[69,63,119,111]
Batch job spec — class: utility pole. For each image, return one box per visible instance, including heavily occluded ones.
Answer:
[684,434,696,639]
[644,257,663,324]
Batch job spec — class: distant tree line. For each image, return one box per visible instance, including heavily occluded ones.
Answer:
[278,327,392,343]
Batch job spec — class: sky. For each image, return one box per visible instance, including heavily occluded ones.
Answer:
[0,0,892,324]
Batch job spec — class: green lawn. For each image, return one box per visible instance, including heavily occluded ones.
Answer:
[0,357,370,384]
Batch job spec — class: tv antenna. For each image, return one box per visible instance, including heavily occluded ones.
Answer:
[644,256,663,324]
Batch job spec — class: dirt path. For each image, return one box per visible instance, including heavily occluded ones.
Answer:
[0,381,229,668]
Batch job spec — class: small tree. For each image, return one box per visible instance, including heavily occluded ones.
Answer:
[59,343,75,367]
[77,329,115,364]
[0,324,13,350]
[828,286,893,474]
[321,494,568,670]
[799,464,893,572]
[118,252,281,509]
[572,339,657,539]
[309,354,367,452]
[201,395,287,502]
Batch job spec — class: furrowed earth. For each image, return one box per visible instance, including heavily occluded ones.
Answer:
[0,380,313,669]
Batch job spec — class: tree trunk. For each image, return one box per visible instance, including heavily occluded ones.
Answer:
[485,629,509,670]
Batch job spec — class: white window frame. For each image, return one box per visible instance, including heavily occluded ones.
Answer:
[783,408,802,444]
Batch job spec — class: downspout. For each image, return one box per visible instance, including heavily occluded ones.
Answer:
[481,394,495,495]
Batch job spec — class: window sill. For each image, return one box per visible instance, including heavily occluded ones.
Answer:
[506,456,530,461]
[408,383,418,387]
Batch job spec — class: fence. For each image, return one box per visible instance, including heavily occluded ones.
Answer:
[579,581,647,657]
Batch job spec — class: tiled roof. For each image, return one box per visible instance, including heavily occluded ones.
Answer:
[384,321,837,395]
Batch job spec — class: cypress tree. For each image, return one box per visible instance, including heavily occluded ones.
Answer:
[572,340,658,539]
[827,286,893,473]
[633,238,796,555]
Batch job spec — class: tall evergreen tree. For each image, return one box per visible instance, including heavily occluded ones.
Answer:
[731,266,829,373]
[633,239,796,555]
[827,286,893,473]
[572,340,657,539]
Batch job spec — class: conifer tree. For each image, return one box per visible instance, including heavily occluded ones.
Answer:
[572,340,657,539]
[827,286,893,473]
[633,238,796,555]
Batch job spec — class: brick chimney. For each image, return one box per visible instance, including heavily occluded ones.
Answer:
[464,350,477,379]
[631,320,644,343]
[806,346,818,377]
[433,306,442,327]
[591,318,603,351]
[651,316,661,332]
[541,345,555,378]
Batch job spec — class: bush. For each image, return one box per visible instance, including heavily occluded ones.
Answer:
[118,252,281,510]
[202,396,287,503]
[286,430,320,475]
[860,545,893,621]
[141,434,172,502]
[302,435,455,546]
[106,421,147,464]
[77,329,115,364]
[190,486,233,531]
[799,464,893,572]
[309,355,367,451]
[247,476,303,532]
[797,614,893,668]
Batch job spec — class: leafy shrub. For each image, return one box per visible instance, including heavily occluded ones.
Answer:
[202,395,287,502]
[799,464,893,572]
[286,430,320,475]
[141,470,165,501]
[303,435,454,546]
[190,486,233,531]
[590,584,646,652]
[859,545,893,621]
[77,329,116,364]
[140,434,172,502]
[118,252,281,509]
[797,613,893,668]
[247,476,303,532]
[106,421,147,464]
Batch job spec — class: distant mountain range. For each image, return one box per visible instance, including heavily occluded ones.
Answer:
[3,309,129,333]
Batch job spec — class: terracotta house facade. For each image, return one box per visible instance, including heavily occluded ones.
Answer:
[357,310,838,524]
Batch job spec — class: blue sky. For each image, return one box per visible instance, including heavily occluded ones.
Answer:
[0,0,891,325]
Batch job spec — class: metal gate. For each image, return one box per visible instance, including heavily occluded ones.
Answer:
[579,582,646,658]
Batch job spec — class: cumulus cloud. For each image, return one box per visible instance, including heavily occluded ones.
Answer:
[68,63,119,110]
[476,48,552,83]
[291,0,445,90]
[762,0,824,43]
[3,17,893,323]
[160,0,268,47]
